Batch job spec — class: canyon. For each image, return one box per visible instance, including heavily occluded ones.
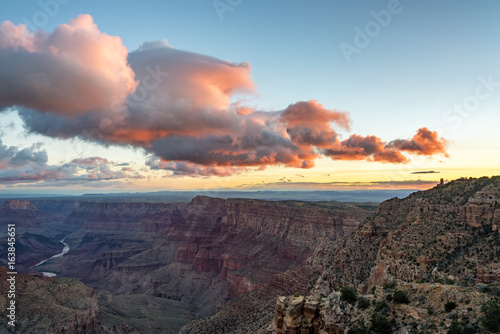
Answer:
[1,176,499,333]
[0,195,372,333]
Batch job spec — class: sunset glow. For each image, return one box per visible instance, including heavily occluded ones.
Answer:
[0,1,498,194]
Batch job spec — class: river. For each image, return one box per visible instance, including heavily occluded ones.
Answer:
[34,237,69,277]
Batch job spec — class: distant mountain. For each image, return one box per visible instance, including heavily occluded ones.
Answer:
[78,189,417,203]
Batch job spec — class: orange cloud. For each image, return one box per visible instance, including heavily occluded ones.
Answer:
[280,100,350,149]
[323,134,408,163]
[387,127,448,156]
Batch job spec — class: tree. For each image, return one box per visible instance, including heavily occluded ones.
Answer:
[392,290,409,304]
[447,321,474,334]
[341,286,358,304]
[481,300,500,332]
[444,301,457,313]
[370,312,392,334]
[357,296,370,310]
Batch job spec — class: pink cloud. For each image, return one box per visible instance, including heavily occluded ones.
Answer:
[0,14,137,115]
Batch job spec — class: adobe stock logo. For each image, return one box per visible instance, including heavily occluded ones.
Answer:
[340,0,404,63]
[213,0,243,21]
[442,75,500,129]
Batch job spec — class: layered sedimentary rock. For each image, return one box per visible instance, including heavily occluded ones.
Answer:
[0,199,51,227]
[23,195,370,333]
[262,176,500,333]
[65,201,184,231]
[465,184,500,229]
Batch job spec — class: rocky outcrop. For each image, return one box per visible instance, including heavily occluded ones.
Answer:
[310,176,500,296]
[268,282,491,334]
[261,176,500,334]
[465,185,500,229]
[0,266,100,334]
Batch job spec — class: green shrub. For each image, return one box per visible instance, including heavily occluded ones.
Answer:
[293,292,300,298]
[445,301,457,312]
[427,307,434,315]
[481,300,500,332]
[383,280,397,290]
[374,300,389,312]
[348,318,369,334]
[357,297,370,310]
[444,278,455,285]
[370,312,392,334]
[447,321,475,334]
[392,290,409,304]
[341,286,358,304]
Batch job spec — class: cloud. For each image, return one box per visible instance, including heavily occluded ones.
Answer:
[322,134,408,163]
[387,127,448,157]
[0,15,450,178]
[0,15,137,116]
[147,158,240,177]
[0,140,47,169]
[410,170,440,174]
[70,157,111,167]
[0,139,144,185]
[321,127,448,163]
[246,179,440,190]
[280,100,350,148]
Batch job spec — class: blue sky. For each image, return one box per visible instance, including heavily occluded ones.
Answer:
[0,0,498,193]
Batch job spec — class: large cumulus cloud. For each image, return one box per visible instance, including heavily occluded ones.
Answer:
[0,15,449,178]
[0,14,137,115]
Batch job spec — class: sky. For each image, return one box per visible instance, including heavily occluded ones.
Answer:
[0,0,498,194]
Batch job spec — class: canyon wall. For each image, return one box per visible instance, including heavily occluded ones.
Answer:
[0,266,100,334]
[7,195,370,333]
[261,176,500,334]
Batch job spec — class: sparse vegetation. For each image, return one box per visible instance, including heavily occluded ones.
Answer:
[348,318,369,334]
[447,321,475,334]
[481,300,500,332]
[341,286,358,304]
[370,312,392,334]
[392,290,409,304]
[383,280,397,290]
[357,296,370,310]
[374,300,389,312]
[445,301,457,312]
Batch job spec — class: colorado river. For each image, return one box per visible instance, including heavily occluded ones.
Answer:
[34,237,69,277]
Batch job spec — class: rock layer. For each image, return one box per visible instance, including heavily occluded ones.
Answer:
[0,266,100,334]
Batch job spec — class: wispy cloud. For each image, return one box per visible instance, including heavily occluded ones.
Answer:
[410,170,440,174]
